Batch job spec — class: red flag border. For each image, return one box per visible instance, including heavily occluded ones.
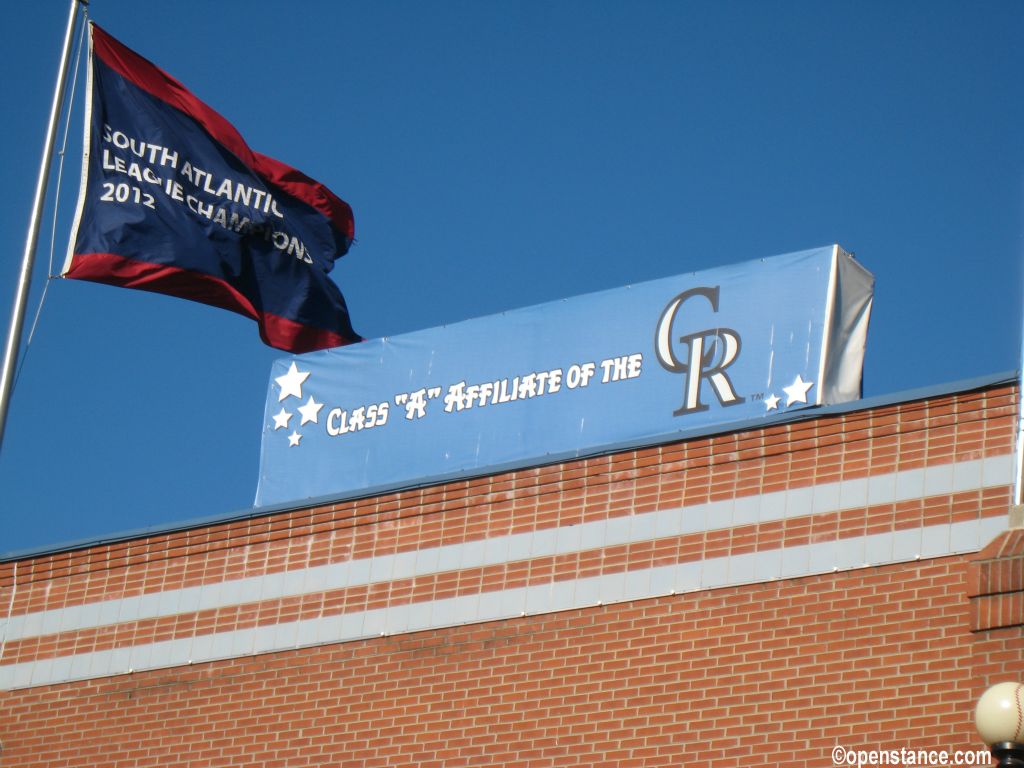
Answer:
[66,252,351,353]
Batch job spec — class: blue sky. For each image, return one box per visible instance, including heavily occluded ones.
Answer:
[1,1,1021,555]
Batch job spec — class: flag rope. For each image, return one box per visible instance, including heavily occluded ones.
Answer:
[21,8,89,364]
[0,0,85,451]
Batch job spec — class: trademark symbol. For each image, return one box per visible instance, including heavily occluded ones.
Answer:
[751,392,764,401]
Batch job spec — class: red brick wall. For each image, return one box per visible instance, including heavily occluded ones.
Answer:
[4,558,1022,767]
[0,382,1020,767]
[969,529,1024,632]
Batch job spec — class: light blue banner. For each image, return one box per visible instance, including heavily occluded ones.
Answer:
[256,246,873,507]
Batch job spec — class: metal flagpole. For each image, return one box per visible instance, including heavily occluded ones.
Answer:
[0,0,85,453]
[1015,300,1024,512]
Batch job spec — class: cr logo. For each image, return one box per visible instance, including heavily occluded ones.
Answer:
[654,286,745,416]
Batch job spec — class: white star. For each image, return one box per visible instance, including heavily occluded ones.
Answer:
[272,408,292,430]
[298,396,324,426]
[764,393,780,411]
[783,374,814,406]
[288,431,302,447]
[275,362,310,402]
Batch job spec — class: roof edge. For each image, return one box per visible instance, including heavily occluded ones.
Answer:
[3,369,1018,563]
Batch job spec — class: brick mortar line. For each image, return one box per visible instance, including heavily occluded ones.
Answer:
[0,521,1002,692]
[1,495,1010,665]
[2,456,1012,623]
[3,463,1009,623]
[1,446,1012,616]
[1,552,976,698]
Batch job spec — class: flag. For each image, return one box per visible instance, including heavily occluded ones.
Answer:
[63,23,360,353]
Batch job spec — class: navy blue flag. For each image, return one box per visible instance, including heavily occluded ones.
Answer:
[63,23,360,352]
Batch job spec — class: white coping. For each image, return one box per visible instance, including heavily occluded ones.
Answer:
[0,454,1013,690]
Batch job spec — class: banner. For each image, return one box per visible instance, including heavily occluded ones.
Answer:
[63,24,359,353]
[256,246,873,507]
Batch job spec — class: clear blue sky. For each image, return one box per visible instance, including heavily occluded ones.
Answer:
[1,1,1021,555]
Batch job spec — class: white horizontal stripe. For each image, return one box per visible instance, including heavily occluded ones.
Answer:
[0,515,1007,691]
[0,454,1012,645]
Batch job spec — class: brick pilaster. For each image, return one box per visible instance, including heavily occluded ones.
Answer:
[968,523,1024,631]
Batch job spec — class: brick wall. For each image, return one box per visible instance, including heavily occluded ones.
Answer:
[968,528,1024,632]
[1,381,1020,766]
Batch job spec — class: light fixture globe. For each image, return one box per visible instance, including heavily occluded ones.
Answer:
[975,682,1024,746]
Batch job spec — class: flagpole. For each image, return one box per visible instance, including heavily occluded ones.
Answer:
[0,0,85,453]
[1015,296,1024,511]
